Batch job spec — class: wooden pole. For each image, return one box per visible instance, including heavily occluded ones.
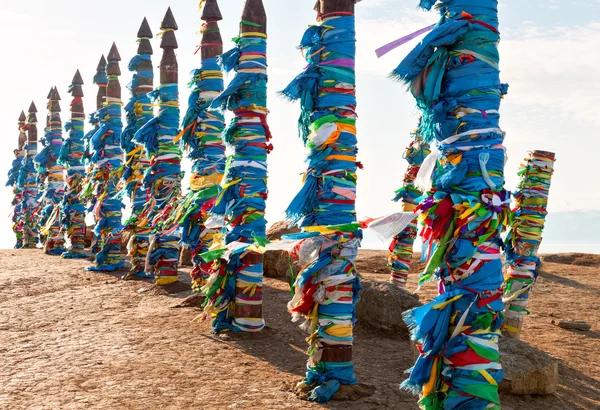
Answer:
[146,8,182,285]
[21,102,39,248]
[121,17,155,279]
[180,0,226,288]
[8,111,28,248]
[59,69,88,258]
[86,44,125,271]
[39,86,66,255]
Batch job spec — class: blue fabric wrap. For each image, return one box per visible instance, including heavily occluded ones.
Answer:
[396,2,506,409]
[58,94,87,258]
[177,57,226,289]
[86,61,124,272]
[119,51,154,278]
[203,34,269,333]
[280,15,361,403]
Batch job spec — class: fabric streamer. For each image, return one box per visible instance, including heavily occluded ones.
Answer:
[58,70,88,259]
[134,8,182,285]
[119,18,155,279]
[279,0,361,402]
[86,44,125,272]
[201,0,269,333]
[18,102,40,248]
[168,0,226,292]
[503,150,556,338]
[388,123,431,288]
[35,87,66,255]
[81,55,109,255]
[382,1,509,408]
[7,111,28,248]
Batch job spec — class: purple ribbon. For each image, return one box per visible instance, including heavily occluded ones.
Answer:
[375,24,436,58]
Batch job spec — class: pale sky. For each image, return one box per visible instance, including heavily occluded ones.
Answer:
[1,0,599,250]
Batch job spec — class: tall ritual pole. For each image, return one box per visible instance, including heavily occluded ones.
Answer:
[87,43,124,272]
[202,0,270,333]
[134,8,182,284]
[388,124,430,288]
[82,55,108,254]
[397,1,508,408]
[503,150,556,338]
[121,18,154,279]
[37,87,66,255]
[58,70,88,258]
[19,102,39,248]
[175,0,226,292]
[280,0,360,402]
[7,111,28,248]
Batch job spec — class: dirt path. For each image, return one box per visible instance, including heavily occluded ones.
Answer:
[0,250,599,409]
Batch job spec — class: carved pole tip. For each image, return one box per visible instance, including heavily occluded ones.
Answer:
[107,42,121,61]
[138,17,153,38]
[97,55,107,71]
[201,0,223,21]
[72,69,84,85]
[161,7,178,30]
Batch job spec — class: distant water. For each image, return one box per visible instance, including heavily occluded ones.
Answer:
[361,230,600,255]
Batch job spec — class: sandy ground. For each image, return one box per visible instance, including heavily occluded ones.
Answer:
[0,249,598,410]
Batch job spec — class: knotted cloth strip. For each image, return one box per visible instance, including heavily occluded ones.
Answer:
[386,1,509,408]
[502,150,556,338]
[280,6,361,402]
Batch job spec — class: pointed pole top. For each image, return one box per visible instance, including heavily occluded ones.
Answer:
[97,55,107,71]
[201,0,223,21]
[161,7,178,30]
[28,101,37,113]
[242,0,267,33]
[72,69,84,85]
[19,110,27,122]
[47,87,54,99]
[107,42,121,61]
[53,87,61,101]
[138,17,153,38]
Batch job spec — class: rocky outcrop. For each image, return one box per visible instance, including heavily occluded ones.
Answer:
[499,337,558,395]
[356,278,421,334]
[263,221,300,278]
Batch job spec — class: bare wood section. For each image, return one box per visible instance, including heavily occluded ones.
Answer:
[241,0,266,34]
[160,7,179,84]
